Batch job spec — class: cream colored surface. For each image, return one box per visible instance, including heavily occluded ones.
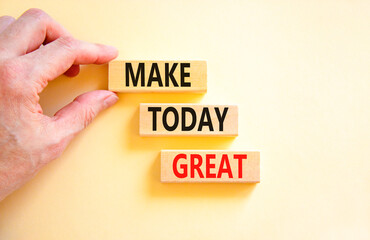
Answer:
[0,0,369,239]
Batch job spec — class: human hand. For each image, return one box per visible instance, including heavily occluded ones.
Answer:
[0,9,119,201]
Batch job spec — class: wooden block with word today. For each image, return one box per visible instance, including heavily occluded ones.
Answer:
[161,150,260,183]
[139,104,238,136]
[109,61,207,92]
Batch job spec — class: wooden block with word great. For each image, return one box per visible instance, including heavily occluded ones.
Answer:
[139,104,238,136]
[109,60,207,92]
[161,150,260,183]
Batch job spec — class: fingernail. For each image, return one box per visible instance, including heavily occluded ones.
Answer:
[103,93,119,108]
[106,45,118,54]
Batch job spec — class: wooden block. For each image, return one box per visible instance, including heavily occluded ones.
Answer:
[109,60,207,92]
[161,150,260,183]
[139,104,238,136]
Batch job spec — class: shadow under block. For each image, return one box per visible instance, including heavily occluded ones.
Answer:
[161,150,260,183]
[139,104,238,136]
[109,60,207,92]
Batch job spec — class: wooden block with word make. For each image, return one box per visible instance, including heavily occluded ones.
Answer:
[161,150,260,183]
[109,60,207,92]
[140,104,238,136]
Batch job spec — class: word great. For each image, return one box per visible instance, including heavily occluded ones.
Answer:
[161,150,260,182]
[109,60,207,92]
[139,104,238,136]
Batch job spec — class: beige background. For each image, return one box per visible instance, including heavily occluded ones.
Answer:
[0,0,369,239]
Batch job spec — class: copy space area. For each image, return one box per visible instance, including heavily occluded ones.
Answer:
[0,1,369,239]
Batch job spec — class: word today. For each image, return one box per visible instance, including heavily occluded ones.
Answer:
[139,104,238,136]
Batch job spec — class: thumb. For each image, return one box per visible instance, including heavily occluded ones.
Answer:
[53,90,118,140]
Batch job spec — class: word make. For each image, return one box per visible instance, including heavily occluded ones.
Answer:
[140,104,238,136]
[109,61,207,92]
[161,150,260,182]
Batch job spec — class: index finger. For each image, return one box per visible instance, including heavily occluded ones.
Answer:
[21,36,118,93]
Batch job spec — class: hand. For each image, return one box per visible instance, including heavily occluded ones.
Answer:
[0,9,119,201]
